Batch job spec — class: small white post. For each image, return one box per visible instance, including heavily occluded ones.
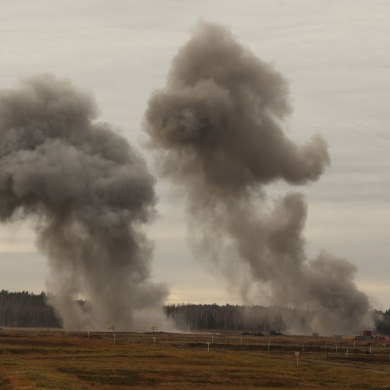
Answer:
[113,334,116,343]
[153,337,156,346]
[207,342,210,353]
[346,349,349,358]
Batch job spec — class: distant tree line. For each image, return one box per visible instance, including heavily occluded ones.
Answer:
[1,290,389,334]
[373,309,390,335]
[0,290,61,328]
[165,304,390,335]
[164,303,313,333]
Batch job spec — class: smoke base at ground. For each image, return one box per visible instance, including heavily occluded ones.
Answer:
[0,74,169,331]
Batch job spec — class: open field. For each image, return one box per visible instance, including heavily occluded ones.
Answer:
[1,329,390,389]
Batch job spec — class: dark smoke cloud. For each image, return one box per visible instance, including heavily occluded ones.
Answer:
[0,74,168,330]
[144,22,371,334]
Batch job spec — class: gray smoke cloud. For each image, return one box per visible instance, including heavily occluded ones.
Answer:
[144,22,371,334]
[0,74,169,330]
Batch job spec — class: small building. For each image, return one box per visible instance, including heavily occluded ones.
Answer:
[341,335,355,340]
[355,335,374,340]
[360,330,372,337]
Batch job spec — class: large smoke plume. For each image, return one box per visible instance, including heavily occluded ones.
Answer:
[0,74,168,330]
[144,22,371,334]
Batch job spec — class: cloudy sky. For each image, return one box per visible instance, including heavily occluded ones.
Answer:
[1,0,389,309]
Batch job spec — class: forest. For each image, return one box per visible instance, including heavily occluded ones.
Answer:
[0,290,61,328]
[164,303,311,333]
[0,290,389,334]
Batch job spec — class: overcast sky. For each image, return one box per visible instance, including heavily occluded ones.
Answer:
[1,0,389,309]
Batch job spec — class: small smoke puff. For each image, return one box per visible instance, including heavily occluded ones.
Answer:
[144,21,370,334]
[0,74,168,330]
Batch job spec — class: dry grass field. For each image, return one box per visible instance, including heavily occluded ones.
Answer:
[0,328,390,389]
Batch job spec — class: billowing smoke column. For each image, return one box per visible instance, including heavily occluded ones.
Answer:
[0,74,168,330]
[144,22,371,334]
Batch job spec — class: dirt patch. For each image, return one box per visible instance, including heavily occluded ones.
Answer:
[0,371,12,390]
[58,368,160,386]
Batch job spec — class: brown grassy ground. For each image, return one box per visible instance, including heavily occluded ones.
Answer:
[0,329,389,389]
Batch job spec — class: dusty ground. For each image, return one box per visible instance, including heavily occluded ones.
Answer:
[0,328,389,389]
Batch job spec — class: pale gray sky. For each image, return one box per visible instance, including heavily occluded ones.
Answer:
[1,0,389,309]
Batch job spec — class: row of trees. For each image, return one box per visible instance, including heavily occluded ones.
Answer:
[166,304,390,335]
[0,290,61,328]
[164,303,313,333]
[1,290,389,334]
[373,309,390,335]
